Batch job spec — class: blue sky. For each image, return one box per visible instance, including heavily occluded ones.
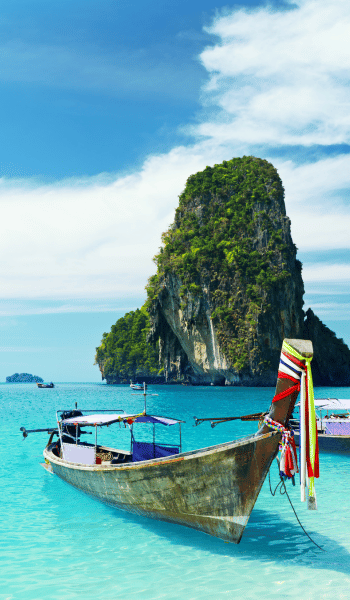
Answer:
[1,0,350,382]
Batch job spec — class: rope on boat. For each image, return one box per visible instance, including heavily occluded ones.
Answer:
[264,416,298,479]
[193,412,265,428]
[268,460,324,552]
[96,451,113,461]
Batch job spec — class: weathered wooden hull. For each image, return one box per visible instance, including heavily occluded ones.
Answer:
[44,430,280,543]
[41,339,314,543]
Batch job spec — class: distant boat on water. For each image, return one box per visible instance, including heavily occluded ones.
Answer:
[37,382,55,388]
[130,382,147,391]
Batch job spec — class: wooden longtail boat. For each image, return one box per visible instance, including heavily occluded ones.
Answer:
[130,382,147,390]
[293,398,350,452]
[29,339,312,543]
[37,382,54,388]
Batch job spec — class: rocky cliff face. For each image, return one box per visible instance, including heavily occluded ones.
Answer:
[147,156,350,386]
[304,309,350,386]
[94,309,162,384]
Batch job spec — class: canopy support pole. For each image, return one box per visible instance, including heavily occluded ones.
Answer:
[56,411,64,456]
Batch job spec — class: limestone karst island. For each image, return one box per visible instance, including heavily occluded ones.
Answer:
[95,156,350,386]
[6,373,44,383]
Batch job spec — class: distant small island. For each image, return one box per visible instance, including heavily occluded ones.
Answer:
[6,373,44,383]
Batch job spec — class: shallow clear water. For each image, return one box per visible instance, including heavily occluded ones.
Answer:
[2,382,350,600]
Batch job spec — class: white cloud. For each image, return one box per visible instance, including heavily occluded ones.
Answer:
[0,303,139,317]
[277,155,350,207]
[1,0,350,310]
[302,263,350,282]
[197,0,350,146]
[308,302,350,310]
[275,155,350,250]
[4,141,349,302]
[304,303,350,322]
[0,145,225,300]
[303,301,350,320]
[304,284,350,295]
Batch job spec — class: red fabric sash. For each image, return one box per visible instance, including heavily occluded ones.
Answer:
[272,352,319,480]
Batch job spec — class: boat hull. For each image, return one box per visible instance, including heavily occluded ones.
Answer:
[295,432,350,452]
[44,431,280,543]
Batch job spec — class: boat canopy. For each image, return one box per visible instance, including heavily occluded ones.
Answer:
[61,413,181,427]
[314,399,350,411]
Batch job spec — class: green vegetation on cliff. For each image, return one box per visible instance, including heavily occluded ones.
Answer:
[95,155,349,386]
[147,156,297,372]
[95,308,160,383]
[6,373,43,383]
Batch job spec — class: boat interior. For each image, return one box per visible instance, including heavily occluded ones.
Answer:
[48,438,181,466]
[47,408,183,466]
[48,440,132,465]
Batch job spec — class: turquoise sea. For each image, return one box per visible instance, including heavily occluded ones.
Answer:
[2,382,350,600]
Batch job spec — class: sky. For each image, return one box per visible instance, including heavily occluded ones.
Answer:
[1,0,350,382]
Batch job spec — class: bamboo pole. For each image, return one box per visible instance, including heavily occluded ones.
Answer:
[300,370,306,502]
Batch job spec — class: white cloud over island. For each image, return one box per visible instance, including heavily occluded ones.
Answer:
[199,0,350,146]
[1,0,350,318]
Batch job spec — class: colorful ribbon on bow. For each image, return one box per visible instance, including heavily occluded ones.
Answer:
[281,341,319,509]
[264,415,298,478]
[265,340,319,509]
